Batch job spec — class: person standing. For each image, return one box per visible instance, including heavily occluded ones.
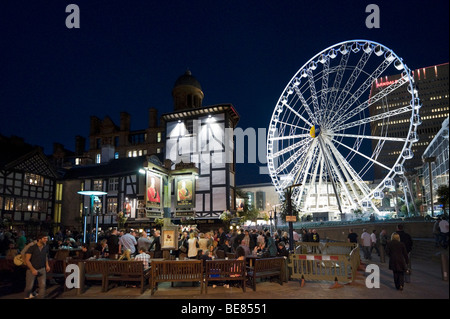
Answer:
[433,217,442,247]
[187,232,199,259]
[148,230,162,258]
[370,229,380,257]
[386,232,409,291]
[217,227,228,252]
[438,216,449,248]
[347,229,358,244]
[360,229,372,260]
[118,230,137,259]
[107,228,120,259]
[137,231,152,252]
[24,233,50,299]
[395,224,413,274]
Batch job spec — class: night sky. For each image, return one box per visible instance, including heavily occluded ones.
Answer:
[1,0,448,185]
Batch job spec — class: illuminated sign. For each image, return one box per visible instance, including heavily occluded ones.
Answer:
[146,172,162,209]
[175,176,195,209]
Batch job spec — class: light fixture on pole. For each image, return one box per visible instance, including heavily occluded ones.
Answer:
[78,190,107,243]
[285,183,302,253]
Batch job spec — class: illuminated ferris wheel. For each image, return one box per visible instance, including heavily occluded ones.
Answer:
[266,40,421,216]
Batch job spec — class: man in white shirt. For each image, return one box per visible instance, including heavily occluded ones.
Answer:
[370,229,380,257]
[360,229,372,260]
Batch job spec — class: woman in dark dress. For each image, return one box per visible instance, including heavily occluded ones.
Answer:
[385,232,409,291]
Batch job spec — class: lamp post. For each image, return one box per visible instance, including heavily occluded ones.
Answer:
[78,190,107,243]
[268,210,273,234]
[423,157,436,217]
[285,183,302,253]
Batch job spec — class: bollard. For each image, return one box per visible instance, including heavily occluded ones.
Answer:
[441,252,449,281]
[379,245,385,263]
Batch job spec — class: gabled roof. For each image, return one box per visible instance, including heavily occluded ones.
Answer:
[0,135,59,178]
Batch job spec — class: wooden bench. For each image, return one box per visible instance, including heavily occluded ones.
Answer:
[79,260,107,292]
[204,259,246,293]
[103,260,150,294]
[47,259,68,284]
[150,260,203,295]
[246,257,284,291]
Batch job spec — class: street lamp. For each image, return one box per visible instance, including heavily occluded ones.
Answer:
[78,190,107,243]
[423,157,436,217]
[285,183,302,253]
[268,210,273,234]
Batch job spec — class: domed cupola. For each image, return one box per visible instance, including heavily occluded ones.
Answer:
[172,69,204,111]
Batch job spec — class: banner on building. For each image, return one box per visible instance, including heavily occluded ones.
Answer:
[146,172,163,209]
[236,197,245,212]
[175,175,195,209]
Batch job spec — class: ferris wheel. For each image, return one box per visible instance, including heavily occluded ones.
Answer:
[266,40,421,216]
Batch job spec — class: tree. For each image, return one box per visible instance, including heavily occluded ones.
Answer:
[437,184,449,215]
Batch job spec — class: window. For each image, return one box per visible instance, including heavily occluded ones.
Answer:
[5,197,14,210]
[108,178,119,191]
[56,183,63,201]
[157,132,162,143]
[93,180,103,191]
[24,173,44,186]
[107,198,118,214]
[96,154,101,163]
[114,152,119,159]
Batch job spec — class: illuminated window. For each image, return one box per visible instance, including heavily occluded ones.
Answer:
[24,173,44,186]
[96,154,101,163]
[157,132,162,143]
[93,180,103,191]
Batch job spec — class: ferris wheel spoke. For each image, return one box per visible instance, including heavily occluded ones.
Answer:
[325,50,372,128]
[326,52,350,112]
[275,141,311,175]
[320,57,330,111]
[307,69,321,123]
[334,105,412,132]
[331,137,391,171]
[272,138,311,158]
[293,144,318,203]
[268,133,310,141]
[282,101,314,127]
[323,136,372,198]
[274,119,311,132]
[317,138,352,210]
[334,74,410,127]
[329,132,407,143]
[294,87,318,124]
[327,57,394,126]
[283,140,317,190]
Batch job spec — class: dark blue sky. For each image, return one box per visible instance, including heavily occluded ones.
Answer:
[1,0,448,185]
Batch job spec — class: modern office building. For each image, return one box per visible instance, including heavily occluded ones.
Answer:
[369,62,449,180]
[422,117,449,215]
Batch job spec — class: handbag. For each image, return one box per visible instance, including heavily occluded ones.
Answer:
[179,240,187,253]
[14,254,24,266]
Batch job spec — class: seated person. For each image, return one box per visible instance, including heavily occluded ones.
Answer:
[277,242,289,258]
[76,244,94,260]
[134,247,151,270]
[5,242,19,259]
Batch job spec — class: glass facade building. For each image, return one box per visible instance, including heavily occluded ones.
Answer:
[422,117,449,215]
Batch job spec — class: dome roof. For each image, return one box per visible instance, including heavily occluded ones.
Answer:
[173,70,202,90]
